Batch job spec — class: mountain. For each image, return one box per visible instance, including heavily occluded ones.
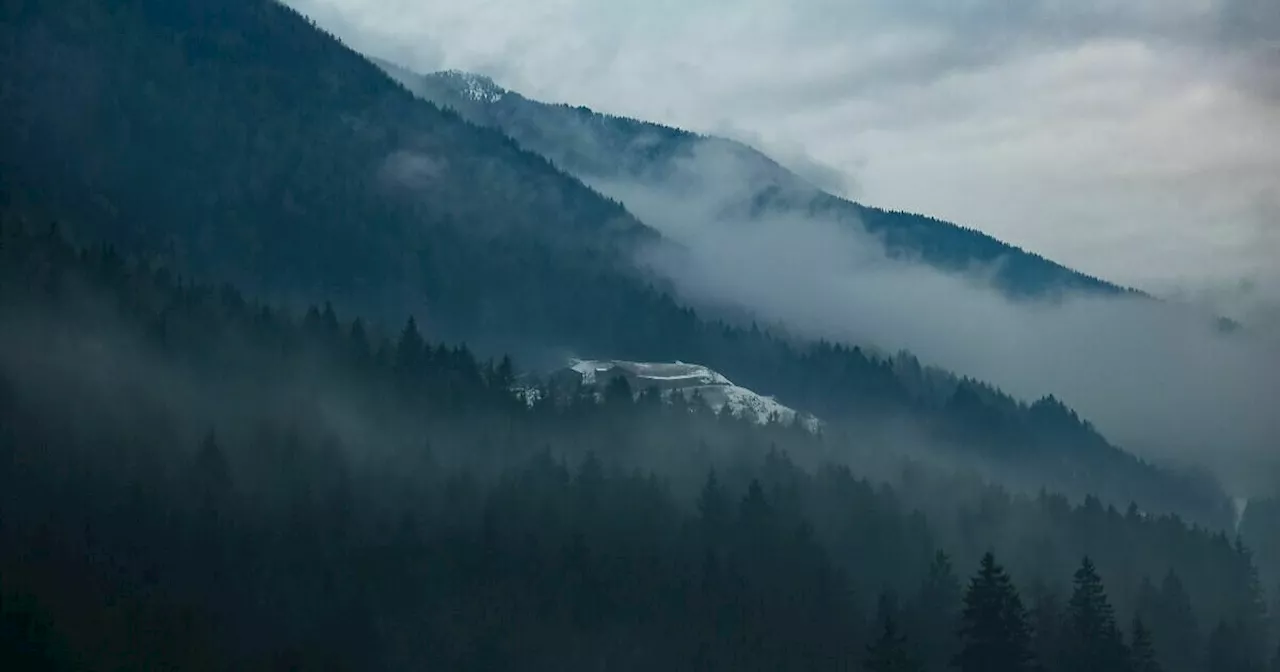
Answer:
[0,0,1226,523]
[381,64,1134,300]
[1,0,653,327]
[553,359,822,431]
[4,4,1276,667]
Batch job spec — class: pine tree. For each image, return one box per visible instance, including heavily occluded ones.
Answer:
[1272,586,1280,660]
[1133,577,1159,629]
[907,550,961,672]
[1129,617,1161,672]
[193,429,231,506]
[1062,556,1129,672]
[1206,619,1256,672]
[739,479,771,529]
[1027,582,1063,672]
[348,317,370,362]
[865,593,921,672]
[1233,538,1271,670]
[1148,571,1200,672]
[494,354,515,389]
[954,552,1036,672]
[394,316,425,379]
[574,451,605,514]
[320,301,339,337]
[697,470,730,539]
[603,373,633,406]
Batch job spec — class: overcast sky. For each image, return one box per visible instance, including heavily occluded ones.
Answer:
[288,0,1279,314]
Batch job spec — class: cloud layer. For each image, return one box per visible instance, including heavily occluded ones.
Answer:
[289,0,1279,309]
[589,142,1280,493]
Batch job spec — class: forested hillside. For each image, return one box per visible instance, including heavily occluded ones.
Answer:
[0,0,650,309]
[0,0,1228,520]
[2,217,1277,671]
[2,0,1275,668]
[388,67,1131,299]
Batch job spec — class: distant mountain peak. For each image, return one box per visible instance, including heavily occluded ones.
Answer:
[379,62,1132,300]
[432,69,506,103]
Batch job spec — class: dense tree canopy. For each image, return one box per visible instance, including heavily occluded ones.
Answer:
[1,221,1270,669]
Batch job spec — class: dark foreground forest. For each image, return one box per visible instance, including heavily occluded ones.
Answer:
[3,218,1280,671]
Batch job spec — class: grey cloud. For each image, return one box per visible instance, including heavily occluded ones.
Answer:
[596,142,1280,494]
[287,0,1278,100]
[285,0,445,72]
[1219,0,1280,45]
[729,0,1279,105]
[709,122,863,198]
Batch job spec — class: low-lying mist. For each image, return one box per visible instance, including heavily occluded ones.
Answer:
[589,142,1280,495]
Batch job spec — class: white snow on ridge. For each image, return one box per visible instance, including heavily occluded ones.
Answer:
[441,69,506,103]
[565,359,821,432]
[571,359,730,386]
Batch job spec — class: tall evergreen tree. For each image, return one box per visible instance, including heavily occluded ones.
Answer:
[1234,538,1272,669]
[907,551,962,672]
[192,429,231,507]
[348,317,371,362]
[1143,571,1200,672]
[1206,619,1265,672]
[954,552,1036,672]
[1061,556,1129,672]
[739,479,771,530]
[603,374,634,406]
[697,470,730,540]
[865,592,921,672]
[1272,586,1280,656]
[1027,582,1064,672]
[394,316,426,380]
[1129,617,1161,672]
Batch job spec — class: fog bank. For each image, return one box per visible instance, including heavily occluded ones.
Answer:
[593,143,1280,493]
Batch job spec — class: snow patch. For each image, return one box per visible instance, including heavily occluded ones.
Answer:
[440,69,506,103]
[564,358,821,432]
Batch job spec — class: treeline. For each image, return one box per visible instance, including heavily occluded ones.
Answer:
[2,218,1277,670]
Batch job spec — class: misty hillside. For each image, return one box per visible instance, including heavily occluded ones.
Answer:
[2,217,1276,670]
[3,1,1280,669]
[0,0,1232,519]
[384,64,1132,300]
[0,0,655,314]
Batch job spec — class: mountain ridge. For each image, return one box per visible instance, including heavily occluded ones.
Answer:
[385,63,1139,300]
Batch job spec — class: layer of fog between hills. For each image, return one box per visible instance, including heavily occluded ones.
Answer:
[565,140,1280,495]
[373,61,1277,495]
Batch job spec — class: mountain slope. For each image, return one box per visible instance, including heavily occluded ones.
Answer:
[384,65,1134,300]
[1,0,652,320]
[0,222,1262,670]
[0,0,1225,522]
